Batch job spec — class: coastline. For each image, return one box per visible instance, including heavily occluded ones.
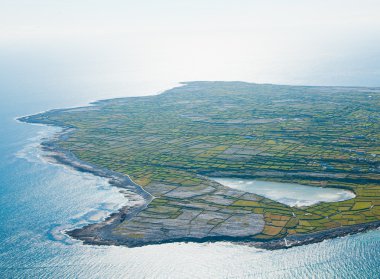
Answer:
[16,118,155,246]
[17,115,380,250]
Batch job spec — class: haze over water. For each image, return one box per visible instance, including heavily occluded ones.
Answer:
[1,0,380,278]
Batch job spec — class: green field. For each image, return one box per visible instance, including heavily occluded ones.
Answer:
[23,81,380,244]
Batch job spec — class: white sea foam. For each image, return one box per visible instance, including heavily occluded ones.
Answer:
[14,125,134,244]
[15,126,61,164]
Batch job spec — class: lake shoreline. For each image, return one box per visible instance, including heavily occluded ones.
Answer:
[211,177,356,207]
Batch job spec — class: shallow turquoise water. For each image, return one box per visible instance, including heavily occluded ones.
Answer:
[212,178,356,207]
[0,75,379,279]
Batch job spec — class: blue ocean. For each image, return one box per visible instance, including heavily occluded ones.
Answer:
[0,47,380,278]
[0,81,379,279]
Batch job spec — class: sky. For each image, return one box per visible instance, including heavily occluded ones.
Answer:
[1,0,380,91]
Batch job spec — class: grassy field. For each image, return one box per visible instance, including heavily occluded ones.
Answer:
[23,81,380,243]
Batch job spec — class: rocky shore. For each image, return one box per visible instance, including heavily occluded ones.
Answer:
[16,121,156,246]
[256,220,380,249]
[17,89,380,250]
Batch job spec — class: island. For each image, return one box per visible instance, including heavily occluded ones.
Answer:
[19,81,380,249]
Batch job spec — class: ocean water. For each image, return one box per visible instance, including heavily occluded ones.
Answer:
[1,86,379,279]
[212,178,356,207]
[0,72,380,279]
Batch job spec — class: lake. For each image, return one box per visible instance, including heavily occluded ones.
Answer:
[211,178,355,207]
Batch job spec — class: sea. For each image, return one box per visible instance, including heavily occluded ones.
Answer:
[1,58,380,279]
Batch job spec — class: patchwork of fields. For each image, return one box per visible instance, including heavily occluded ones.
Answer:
[22,81,380,246]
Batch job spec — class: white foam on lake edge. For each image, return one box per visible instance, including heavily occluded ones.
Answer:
[211,177,356,207]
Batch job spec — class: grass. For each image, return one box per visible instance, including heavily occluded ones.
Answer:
[24,81,380,242]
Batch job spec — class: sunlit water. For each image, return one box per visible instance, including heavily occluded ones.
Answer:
[212,178,356,207]
[0,87,379,279]
[0,46,379,277]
